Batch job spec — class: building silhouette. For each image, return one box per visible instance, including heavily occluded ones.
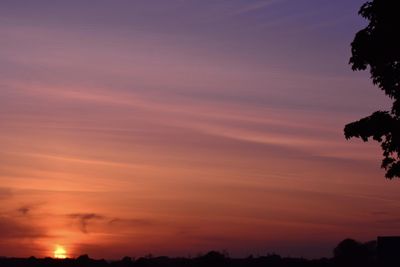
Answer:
[377,236,400,267]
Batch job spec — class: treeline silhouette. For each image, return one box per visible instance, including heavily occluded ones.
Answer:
[0,238,396,267]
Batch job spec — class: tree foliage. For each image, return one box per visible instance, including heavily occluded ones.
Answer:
[345,0,400,178]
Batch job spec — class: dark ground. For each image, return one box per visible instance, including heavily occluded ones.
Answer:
[1,238,398,267]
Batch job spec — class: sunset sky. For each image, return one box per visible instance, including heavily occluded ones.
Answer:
[1,0,400,260]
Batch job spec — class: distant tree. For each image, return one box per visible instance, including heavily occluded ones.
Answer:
[333,239,369,265]
[121,256,133,263]
[120,256,133,266]
[344,0,400,178]
[196,251,228,267]
[77,254,90,261]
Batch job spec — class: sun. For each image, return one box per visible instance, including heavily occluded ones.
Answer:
[54,245,67,259]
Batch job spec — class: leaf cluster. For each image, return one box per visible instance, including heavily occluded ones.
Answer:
[345,0,400,178]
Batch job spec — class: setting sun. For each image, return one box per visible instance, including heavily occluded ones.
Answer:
[54,245,67,259]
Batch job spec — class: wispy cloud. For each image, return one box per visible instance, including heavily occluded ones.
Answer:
[16,202,44,216]
[68,213,104,234]
[17,205,31,216]
[109,217,155,227]
[0,216,48,239]
[230,0,284,16]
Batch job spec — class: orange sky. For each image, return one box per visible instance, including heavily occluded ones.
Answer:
[1,0,400,259]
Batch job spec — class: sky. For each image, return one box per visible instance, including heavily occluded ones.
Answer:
[1,0,400,260]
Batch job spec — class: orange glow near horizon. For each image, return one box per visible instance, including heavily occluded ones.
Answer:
[54,246,67,259]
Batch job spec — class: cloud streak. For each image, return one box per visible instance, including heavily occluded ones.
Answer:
[0,187,12,200]
[0,216,48,239]
[68,213,104,234]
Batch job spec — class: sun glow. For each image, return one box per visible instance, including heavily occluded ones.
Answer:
[54,245,67,259]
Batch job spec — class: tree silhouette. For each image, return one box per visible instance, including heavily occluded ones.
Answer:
[333,238,369,265]
[344,0,400,178]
